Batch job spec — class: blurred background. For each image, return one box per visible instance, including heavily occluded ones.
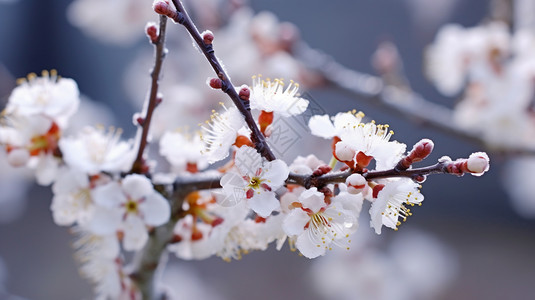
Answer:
[1,0,535,299]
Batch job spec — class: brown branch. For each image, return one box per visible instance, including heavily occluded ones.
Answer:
[131,16,168,174]
[165,0,276,161]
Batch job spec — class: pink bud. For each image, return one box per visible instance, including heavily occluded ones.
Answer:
[207,78,222,89]
[7,148,29,167]
[153,0,177,19]
[202,30,214,45]
[467,152,490,176]
[239,85,250,101]
[145,22,159,43]
[312,165,332,177]
[345,173,366,195]
[398,138,434,170]
[410,139,434,162]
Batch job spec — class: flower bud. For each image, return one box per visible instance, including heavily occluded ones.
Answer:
[153,0,177,19]
[312,165,332,177]
[202,30,214,45]
[398,138,434,170]
[7,148,30,167]
[467,152,490,176]
[207,77,223,89]
[145,22,159,43]
[238,85,250,101]
[345,173,366,194]
[334,141,355,162]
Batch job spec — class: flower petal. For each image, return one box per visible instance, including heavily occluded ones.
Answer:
[140,193,170,226]
[122,174,153,200]
[296,230,326,259]
[248,191,280,217]
[282,209,309,236]
[300,187,325,213]
[262,159,289,188]
[91,181,126,207]
[87,206,122,235]
[308,114,336,138]
[122,215,148,251]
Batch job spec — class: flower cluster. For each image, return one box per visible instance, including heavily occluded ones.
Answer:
[426,21,535,150]
[0,72,171,299]
[0,1,494,298]
[426,20,535,216]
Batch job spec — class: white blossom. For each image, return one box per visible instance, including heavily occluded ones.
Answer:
[369,179,424,234]
[68,0,155,45]
[249,75,309,116]
[308,111,365,139]
[51,167,95,226]
[159,130,208,173]
[60,126,135,175]
[200,105,245,163]
[6,70,79,128]
[169,193,249,260]
[88,174,170,251]
[220,146,288,217]
[282,187,357,258]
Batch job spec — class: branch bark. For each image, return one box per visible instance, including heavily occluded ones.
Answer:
[131,16,168,174]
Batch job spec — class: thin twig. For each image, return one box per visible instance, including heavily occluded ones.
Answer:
[131,16,168,174]
[168,0,276,161]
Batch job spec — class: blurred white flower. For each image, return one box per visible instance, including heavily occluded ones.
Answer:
[503,157,535,218]
[60,126,135,175]
[310,229,457,300]
[51,167,94,227]
[159,130,208,173]
[6,70,80,128]
[89,174,170,251]
[68,0,155,45]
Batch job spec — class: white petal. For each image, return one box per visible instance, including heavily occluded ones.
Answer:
[122,174,153,200]
[235,146,263,175]
[50,194,77,226]
[122,215,149,251]
[248,191,280,217]
[87,206,122,235]
[296,230,326,259]
[91,181,126,208]
[34,155,59,185]
[140,193,170,226]
[282,209,309,236]
[262,159,289,188]
[308,114,336,138]
[299,187,325,213]
[220,172,247,207]
[369,198,387,235]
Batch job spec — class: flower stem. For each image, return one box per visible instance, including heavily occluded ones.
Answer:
[131,15,168,174]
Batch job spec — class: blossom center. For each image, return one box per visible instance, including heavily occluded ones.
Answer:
[248,176,263,189]
[125,199,140,215]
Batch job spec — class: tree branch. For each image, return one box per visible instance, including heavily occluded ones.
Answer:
[165,0,276,161]
[292,41,535,156]
[131,16,168,174]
